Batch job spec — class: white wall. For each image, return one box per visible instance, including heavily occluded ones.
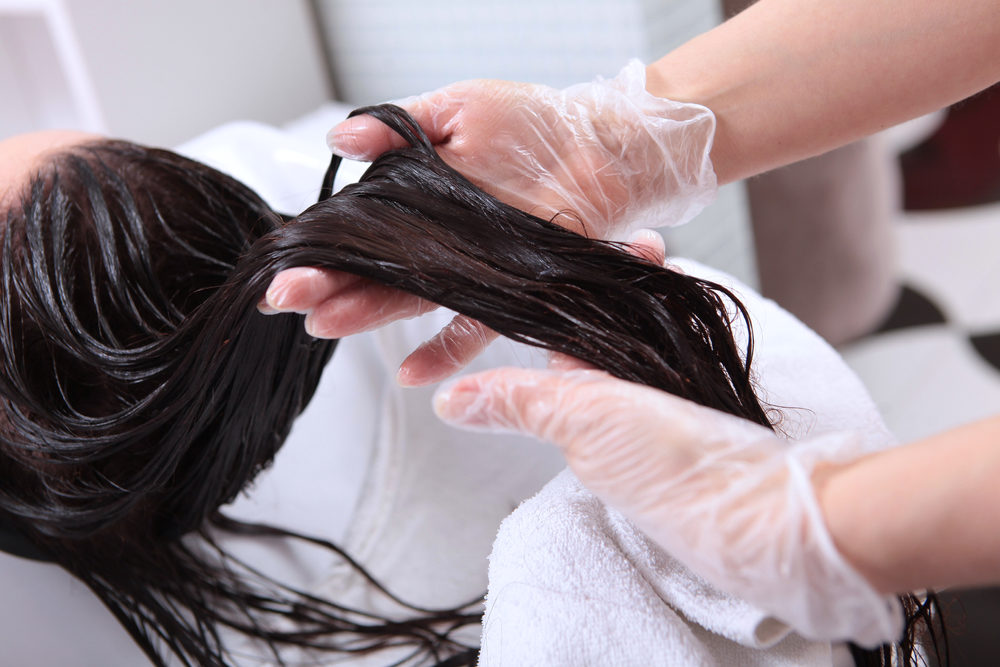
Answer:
[314,0,721,104]
[313,0,757,286]
[1,0,332,146]
[0,15,72,135]
[0,1,105,136]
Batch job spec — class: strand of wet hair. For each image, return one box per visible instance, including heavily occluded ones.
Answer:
[232,104,773,429]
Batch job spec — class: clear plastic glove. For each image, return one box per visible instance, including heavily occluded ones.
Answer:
[330,59,716,239]
[432,363,903,647]
[263,61,716,384]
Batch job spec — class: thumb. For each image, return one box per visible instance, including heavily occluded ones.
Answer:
[433,367,623,445]
[326,90,462,160]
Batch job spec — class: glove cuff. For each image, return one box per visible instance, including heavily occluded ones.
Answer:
[606,59,719,230]
[780,433,904,647]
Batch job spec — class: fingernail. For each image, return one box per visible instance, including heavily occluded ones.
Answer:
[433,379,478,422]
[265,281,292,310]
[257,297,279,315]
[397,362,450,388]
[397,360,439,387]
[396,364,417,387]
[628,228,661,244]
[326,129,367,161]
[303,314,320,338]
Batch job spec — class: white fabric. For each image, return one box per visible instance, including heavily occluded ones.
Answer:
[481,471,834,667]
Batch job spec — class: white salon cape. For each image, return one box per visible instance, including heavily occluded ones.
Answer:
[0,110,878,666]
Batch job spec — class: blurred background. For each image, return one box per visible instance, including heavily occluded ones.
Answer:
[2,0,999,662]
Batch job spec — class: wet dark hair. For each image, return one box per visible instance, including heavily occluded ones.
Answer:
[0,104,943,666]
[0,135,479,666]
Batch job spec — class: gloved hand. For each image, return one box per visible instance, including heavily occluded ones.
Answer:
[432,362,903,647]
[330,59,716,239]
[263,61,717,385]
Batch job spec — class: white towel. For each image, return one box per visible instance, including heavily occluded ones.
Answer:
[479,258,893,666]
[481,470,834,666]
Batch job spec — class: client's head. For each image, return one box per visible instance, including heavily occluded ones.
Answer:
[0,133,333,546]
[0,134,350,666]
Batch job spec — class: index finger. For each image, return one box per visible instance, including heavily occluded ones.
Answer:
[326,93,460,160]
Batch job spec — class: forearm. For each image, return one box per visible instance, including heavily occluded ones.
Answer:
[646,0,1000,183]
[818,415,1000,594]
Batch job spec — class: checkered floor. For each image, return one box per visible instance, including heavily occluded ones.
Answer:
[840,200,1000,444]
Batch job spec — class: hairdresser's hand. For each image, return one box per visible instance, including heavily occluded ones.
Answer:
[261,266,494,385]
[328,60,716,239]
[263,229,668,386]
[433,365,903,647]
[264,60,714,382]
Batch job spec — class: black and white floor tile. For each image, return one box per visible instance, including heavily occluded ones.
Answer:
[840,201,1000,444]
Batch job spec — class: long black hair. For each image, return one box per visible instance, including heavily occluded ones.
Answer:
[0,104,943,666]
[0,137,479,666]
